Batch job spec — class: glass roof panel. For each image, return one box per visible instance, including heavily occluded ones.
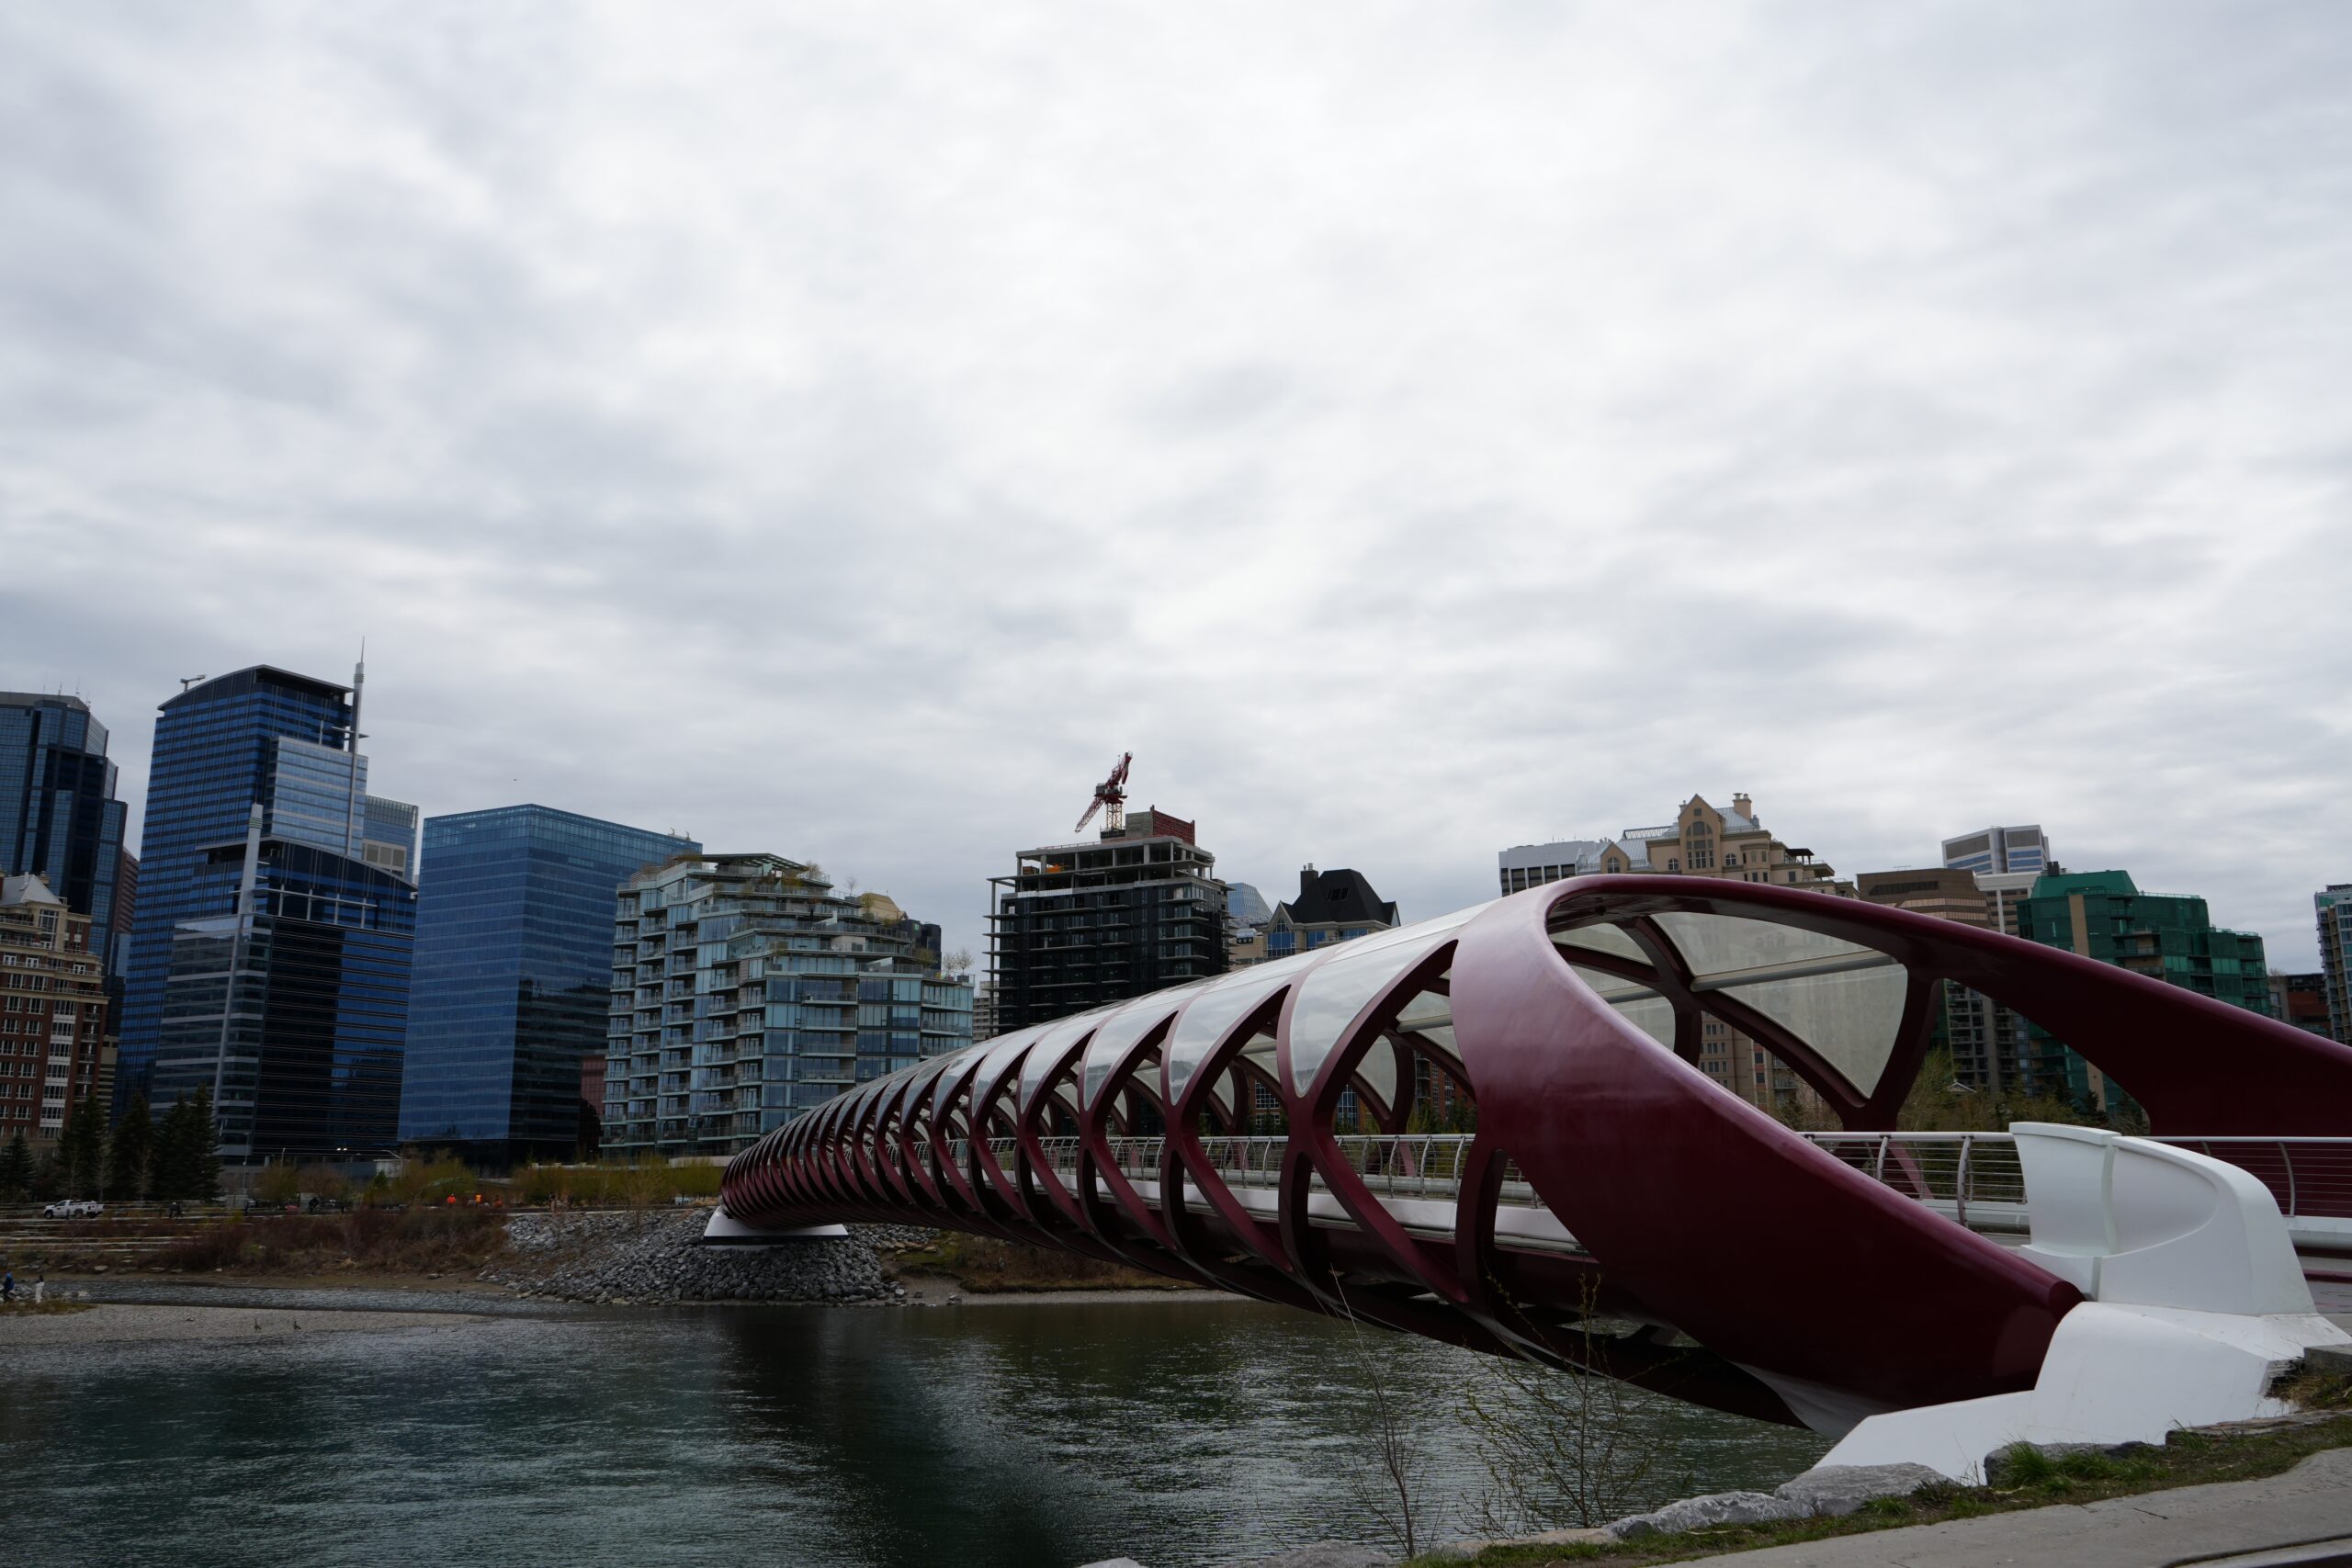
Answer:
[1287,909,1476,1092]
[1569,964,1676,1047]
[901,1054,958,1121]
[1649,911,1906,1095]
[1081,983,1204,1108]
[1355,1034,1398,1108]
[1554,922,1646,963]
[1011,1013,1097,1113]
[1654,910,1882,983]
[1391,991,1459,1065]
[1729,964,1908,1096]
[1000,1023,1061,1107]
[1166,967,1295,1103]
[969,1030,1036,1108]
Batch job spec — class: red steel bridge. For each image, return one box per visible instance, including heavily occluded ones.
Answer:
[718,877,2352,1445]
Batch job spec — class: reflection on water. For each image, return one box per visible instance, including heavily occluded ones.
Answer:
[2,1300,1826,1568]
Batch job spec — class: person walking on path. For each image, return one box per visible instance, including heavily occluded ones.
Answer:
[2,1268,14,1303]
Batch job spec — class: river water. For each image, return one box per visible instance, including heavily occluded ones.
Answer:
[4,1297,1826,1567]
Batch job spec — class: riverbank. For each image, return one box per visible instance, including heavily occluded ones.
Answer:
[23,1273,1232,1315]
[0,1301,483,1347]
[0,1206,1200,1304]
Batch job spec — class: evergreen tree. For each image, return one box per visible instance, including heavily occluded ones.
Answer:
[0,1130,31,1197]
[59,1089,107,1198]
[107,1094,154,1201]
[55,1095,87,1197]
[28,1147,62,1201]
[151,1097,196,1202]
[189,1084,222,1201]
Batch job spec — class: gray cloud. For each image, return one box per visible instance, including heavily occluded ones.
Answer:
[3,1,2347,969]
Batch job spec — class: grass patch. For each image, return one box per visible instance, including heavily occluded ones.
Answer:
[1,1298,96,1316]
[888,1231,1186,1292]
[1408,1415,2352,1566]
[2271,1365,2352,1413]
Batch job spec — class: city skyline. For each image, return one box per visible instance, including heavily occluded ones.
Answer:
[10,667,2341,975]
[5,6,2347,973]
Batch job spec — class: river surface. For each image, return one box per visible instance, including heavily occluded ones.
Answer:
[4,1297,1826,1567]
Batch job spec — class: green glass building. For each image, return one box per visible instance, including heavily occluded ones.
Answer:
[2017,870,2273,1114]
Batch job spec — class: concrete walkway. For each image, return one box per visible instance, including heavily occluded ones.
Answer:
[1674,1447,2352,1566]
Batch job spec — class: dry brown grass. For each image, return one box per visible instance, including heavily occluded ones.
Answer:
[153,1208,508,1275]
[888,1230,1185,1292]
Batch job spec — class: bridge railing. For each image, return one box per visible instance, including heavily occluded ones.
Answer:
[2149,1136,2352,1225]
[958,1130,2349,1238]
[1794,1133,2352,1232]
[1794,1134,2027,1229]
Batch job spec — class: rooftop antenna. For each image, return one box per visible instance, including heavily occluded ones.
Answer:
[178,674,208,693]
[342,641,367,858]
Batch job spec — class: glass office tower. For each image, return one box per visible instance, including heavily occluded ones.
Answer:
[400,806,695,1164]
[119,666,419,1160]
[152,838,419,1163]
[0,693,130,974]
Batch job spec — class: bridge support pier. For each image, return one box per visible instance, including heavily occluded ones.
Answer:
[699,1209,849,1246]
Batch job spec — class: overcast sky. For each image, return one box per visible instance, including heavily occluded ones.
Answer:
[4,3,2347,970]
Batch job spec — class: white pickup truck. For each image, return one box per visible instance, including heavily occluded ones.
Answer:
[40,1198,104,1219]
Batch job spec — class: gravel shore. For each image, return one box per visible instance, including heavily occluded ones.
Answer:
[57,1280,573,1315]
[0,1302,481,1347]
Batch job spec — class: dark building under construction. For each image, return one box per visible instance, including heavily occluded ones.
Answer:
[988,808,1228,1035]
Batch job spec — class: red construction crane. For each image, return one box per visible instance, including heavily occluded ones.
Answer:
[1074,751,1133,835]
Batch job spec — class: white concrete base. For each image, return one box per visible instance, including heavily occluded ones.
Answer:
[1815,1128,2350,1483]
[699,1209,850,1245]
[1819,1302,2352,1483]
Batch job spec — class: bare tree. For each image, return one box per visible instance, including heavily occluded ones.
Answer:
[1330,1277,1433,1558]
[1459,1274,1685,1531]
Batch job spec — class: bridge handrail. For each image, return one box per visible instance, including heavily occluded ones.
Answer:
[973,1129,2346,1230]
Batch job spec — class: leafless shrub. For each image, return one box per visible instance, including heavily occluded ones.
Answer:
[1329,1276,1436,1558]
[1460,1273,1685,1530]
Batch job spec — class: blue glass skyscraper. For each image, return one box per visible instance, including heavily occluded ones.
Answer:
[119,665,420,1160]
[0,693,130,973]
[399,806,695,1163]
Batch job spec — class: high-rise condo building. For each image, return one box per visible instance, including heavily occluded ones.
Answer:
[0,694,130,977]
[2018,870,2272,1114]
[119,664,419,1161]
[0,874,108,1145]
[603,852,971,1157]
[988,808,1227,1035]
[2319,885,2352,1044]
[399,806,696,1165]
[1942,825,2052,877]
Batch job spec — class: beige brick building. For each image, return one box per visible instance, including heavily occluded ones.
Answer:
[1,874,109,1145]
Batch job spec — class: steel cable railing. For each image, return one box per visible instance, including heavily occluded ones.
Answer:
[951,1129,2349,1239]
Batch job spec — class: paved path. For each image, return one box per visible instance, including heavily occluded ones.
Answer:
[1675,1447,2352,1566]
